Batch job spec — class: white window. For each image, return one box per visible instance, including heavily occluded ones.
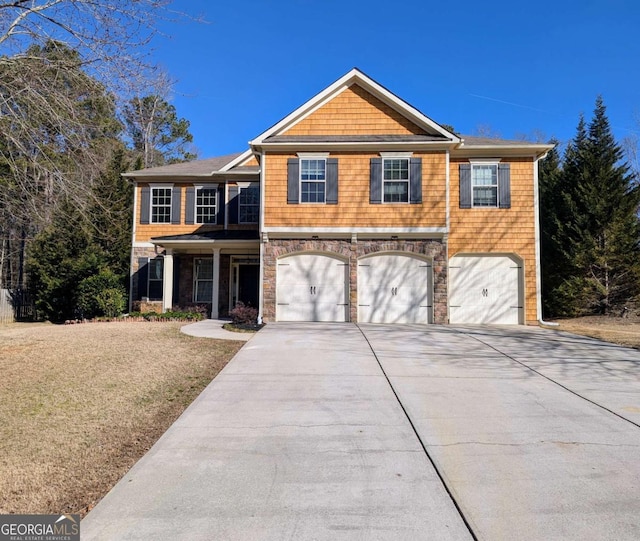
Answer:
[383,158,409,203]
[148,258,164,300]
[300,159,326,203]
[193,258,213,303]
[472,164,498,207]
[151,187,172,223]
[196,187,217,224]
[239,185,259,223]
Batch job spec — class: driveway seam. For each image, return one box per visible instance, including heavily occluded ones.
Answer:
[464,332,640,430]
[355,324,479,541]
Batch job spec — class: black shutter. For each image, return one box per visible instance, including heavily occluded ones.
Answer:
[498,163,511,209]
[287,158,299,204]
[370,158,382,204]
[459,164,472,209]
[409,157,422,204]
[217,185,226,225]
[228,185,239,224]
[137,257,149,300]
[185,187,195,224]
[171,186,181,224]
[326,158,338,204]
[140,186,150,224]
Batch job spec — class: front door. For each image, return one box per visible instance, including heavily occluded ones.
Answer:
[237,265,259,308]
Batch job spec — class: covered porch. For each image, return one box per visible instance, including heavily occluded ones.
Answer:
[141,230,260,318]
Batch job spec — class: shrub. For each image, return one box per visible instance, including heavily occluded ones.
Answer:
[96,288,126,318]
[229,301,258,325]
[77,270,127,319]
[174,304,208,318]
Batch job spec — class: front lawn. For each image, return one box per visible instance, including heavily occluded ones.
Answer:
[0,322,244,516]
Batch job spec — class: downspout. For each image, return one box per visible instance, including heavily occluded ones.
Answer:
[533,153,558,327]
[445,148,451,324]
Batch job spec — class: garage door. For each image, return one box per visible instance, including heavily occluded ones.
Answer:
[358,254,432,324]
[276,254,349,322]
[449,255,522,324]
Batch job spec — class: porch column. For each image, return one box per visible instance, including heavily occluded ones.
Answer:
[162,250,174,312]
[211,247,221,318]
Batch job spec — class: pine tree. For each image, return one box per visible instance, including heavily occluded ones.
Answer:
[538,140,565,316]
[543,98,640,316]
[577,97,640,313]
[89,147,134,279]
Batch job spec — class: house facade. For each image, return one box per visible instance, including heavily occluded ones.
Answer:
[126,69,553,325]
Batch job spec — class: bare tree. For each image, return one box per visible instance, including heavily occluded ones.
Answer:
[0,1,196,289]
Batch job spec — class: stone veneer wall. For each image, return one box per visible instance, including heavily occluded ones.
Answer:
[262,238,447,323]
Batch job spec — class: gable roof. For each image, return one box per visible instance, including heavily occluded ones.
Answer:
[250,68,461,147]
[122,152,259,180]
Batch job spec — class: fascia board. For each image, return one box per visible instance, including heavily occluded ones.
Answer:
[150,239,259,250]
[452,144,555,159]
[256,141,459,152]
[121,172,260,182]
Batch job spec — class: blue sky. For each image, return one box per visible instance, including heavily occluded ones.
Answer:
[153,0,640,159]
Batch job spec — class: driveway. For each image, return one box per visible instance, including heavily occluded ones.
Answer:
[82,323,640,540]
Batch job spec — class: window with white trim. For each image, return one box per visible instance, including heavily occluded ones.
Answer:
[239,185,259,223]
[383,158,410,203]
[151,187,172,223]
[148,258,164,300]
[472,164,498,207]
[193,258,213,303]
[196,187,217,224]
[300,159,326,203]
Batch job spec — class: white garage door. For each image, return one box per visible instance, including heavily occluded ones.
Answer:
[358,254,432,324]
[276,254,349,322]
[449,255,522,324]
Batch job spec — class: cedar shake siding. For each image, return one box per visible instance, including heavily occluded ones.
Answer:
[283,84,429,137]
[449,157,538,324]
[264,152,447,228]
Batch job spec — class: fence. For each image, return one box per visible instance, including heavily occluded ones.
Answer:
[0,289,36,323]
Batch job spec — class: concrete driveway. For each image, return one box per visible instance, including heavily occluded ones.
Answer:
[82,323,640,540]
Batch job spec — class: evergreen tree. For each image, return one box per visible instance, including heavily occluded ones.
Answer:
[538,139,565,316]
[88,147,134,279]
[576,97,640,313]
[541,98,640,316]
[27,199,107,322]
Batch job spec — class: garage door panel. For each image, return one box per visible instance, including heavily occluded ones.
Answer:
[358,254,432,324]
[449,256,522,325]
[276,254,348,322]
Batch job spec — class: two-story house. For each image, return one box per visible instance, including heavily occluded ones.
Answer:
[125,69,553,325]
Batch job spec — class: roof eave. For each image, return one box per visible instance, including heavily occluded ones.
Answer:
[254,140,460,152]
[150,238,259,250]
[453,142,555,159]
[122,171,260,182]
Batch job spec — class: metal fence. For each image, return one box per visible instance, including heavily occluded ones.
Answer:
[0,288,36,323]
